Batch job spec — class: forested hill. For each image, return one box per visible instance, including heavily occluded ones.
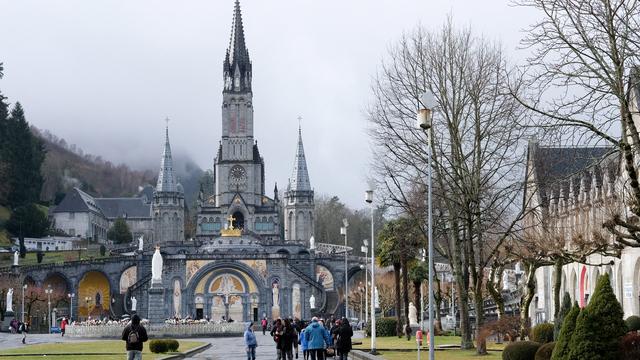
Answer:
[34,127,203,205]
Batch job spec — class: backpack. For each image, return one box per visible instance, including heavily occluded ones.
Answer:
[128,326,140,344]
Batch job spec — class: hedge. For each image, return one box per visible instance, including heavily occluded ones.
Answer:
[502,341,541,360]
[365,317,398,337]
[534,342,555,360]
[149,339,180,353]
[531,323,554,344]
[626,316,640,332]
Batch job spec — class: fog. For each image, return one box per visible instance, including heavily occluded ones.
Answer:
[0,0,538,207]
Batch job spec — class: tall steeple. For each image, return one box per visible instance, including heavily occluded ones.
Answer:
[284,123,315,243]
[289,126,312,191]
[156,124,177,193]
[223,0,252,93]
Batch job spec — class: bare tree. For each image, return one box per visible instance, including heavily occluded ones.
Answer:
[367,20,530,352]
[512,0,640,244]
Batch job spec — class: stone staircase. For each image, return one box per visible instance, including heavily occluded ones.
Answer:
[123,272,152,315]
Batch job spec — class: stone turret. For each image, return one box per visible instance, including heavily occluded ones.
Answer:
[152,124,185,243]
[284,125,315,244]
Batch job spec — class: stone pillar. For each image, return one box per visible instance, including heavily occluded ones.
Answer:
[147,282,165,324]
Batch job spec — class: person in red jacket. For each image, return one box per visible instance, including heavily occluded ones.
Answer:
[60,317,68,337]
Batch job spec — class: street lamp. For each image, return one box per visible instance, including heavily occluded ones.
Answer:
[340,218,349,318]
[359,255,368,325]
[417,91,436,360]
[21,284,27,323]
[68,293,75,322]
[365,188,377,354]
[45,286,53,334]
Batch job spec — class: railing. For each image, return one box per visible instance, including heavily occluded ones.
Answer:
[66,322,246,338]
[314,243,353,255]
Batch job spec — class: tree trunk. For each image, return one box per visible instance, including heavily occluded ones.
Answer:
[487,265,505,319]
[474,277,487,355]
[413,280,421,320]
[393,262,402,337]
[553,259,562,319]
[520,262,537,339]
[434,268,443,333]
[401,256,411,340]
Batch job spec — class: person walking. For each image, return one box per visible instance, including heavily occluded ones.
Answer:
[60,317,68,337]
[19,321,28,344]
[271,319,284,360]
[244,322,258,360]
[335,318,353,360]
[280,319,296,360]
[305,317,332,360]
[261,317,268,335]
[121,314,148,360]
[299,327,309,360]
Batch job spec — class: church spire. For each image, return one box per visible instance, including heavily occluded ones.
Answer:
[224,0,252,93]
[156,122,177,193]
[289,125,312,191]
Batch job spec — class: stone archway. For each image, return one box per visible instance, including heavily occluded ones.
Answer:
[189,264,262,322]
[570,268,578,304]
[78,271,111,319]
[43,273,71,312]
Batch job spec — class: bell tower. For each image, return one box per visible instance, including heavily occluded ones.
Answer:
[284,125,315,244]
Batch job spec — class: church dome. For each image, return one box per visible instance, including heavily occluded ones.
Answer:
[176,183,184,193]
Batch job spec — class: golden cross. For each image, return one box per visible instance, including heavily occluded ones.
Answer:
[226,214,236,229]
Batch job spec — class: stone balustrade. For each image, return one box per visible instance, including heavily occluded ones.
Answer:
[66,322,246,338]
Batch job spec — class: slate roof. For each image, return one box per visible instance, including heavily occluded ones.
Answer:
[94,198,151,219]
[533,146,615,186]
[52,187,151,219]
[288,126,312,192]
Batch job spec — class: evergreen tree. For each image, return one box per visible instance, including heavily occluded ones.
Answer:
[0,62,10,204]
[551,302,580,360]
[6,203,50,238]
[4,103,45,208]
[107,217,133,244]
[555,292,572,340]
[567,273,626,360]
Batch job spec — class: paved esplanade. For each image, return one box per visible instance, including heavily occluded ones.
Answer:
[193,332,278,360]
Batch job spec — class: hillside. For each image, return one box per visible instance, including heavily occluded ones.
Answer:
[34,128,203,205]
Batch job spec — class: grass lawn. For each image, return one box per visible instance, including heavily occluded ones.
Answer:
[354,336,505,351]
[376,349,501,360]
[354,336,505,360]
[0,339,205,360]
[0,249,109,267]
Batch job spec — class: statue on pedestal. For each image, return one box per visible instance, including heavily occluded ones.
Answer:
[131,296,137,312]
[310,236,315,250]
[138,236,144,252]
[409,302,418,325]
[6,288,13,313]
[13,251,19,266]
[151,246,163,284]
[309,294,316,309]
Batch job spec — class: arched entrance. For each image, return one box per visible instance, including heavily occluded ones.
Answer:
[579,266,588,308]
[78,271,111,319]
[43,273,71,314]
[190,266,260,322]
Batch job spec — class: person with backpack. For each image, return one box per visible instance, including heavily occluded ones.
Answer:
[18,321,27,344]
[261,317,268,335]
[121,314,148,360]
[244,322,258,360]
[335,318,353,360]
[279,319,297,360]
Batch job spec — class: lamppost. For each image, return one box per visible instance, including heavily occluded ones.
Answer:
[365,188,376,354]
[340,218,349,318]
[68,293,75,322]
[417,91,436,360]
[21,284,27,323]
[45,286,53,334]
[359,259,368,325]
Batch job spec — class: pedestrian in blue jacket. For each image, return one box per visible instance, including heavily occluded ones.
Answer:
[244,322,258,360]
[299,328,309,360]
[305,317,331,360]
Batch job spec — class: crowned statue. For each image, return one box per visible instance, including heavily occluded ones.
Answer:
[151,246,163,284]
[309,236,315,250]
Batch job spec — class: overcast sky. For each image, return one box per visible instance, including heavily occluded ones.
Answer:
[0,0,538,208]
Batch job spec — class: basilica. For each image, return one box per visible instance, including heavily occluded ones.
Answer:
[12,0,361,325]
